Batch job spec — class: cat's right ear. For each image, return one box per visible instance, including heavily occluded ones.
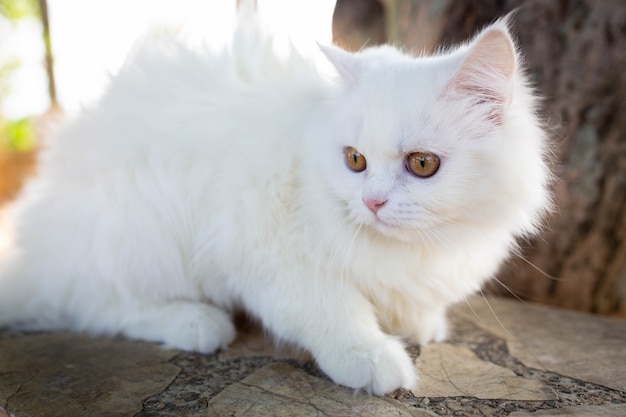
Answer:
[319,44,360,84]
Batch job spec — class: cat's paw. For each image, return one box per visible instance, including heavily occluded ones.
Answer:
[124,302,236,353]
[158,302,236,352]
[317,337,416,395]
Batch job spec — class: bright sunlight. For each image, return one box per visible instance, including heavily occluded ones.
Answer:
[1,0,335,118]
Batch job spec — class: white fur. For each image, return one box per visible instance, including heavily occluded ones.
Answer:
[0,16,551,395]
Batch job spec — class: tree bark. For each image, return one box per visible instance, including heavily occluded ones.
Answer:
[332,0,626,318]
[38,0,59,112]
[333,0,386,50]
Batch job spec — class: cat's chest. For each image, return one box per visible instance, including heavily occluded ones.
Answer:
[348,240,484,307]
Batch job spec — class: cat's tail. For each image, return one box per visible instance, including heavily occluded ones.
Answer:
[236,0,258,19]
[230,0,320,86]
[231,0,270,79]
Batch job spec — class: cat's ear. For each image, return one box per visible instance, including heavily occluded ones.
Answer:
[319,44,359,84]
[448,23,517,123]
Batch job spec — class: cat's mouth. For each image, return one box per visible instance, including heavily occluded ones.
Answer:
[366,213,423,243]
[373,216,393,228]
[368,215,400,234]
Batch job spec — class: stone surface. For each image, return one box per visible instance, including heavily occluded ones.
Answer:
[1,297,625,417]
[208,362,435,417]
[454,297,626,391]
[509,403,626,417]
[413,343,556,400]
[217,320,312,362]
[0,332,179,417]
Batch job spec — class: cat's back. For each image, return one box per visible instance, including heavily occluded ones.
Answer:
[0,25,332,309]
[6,26,333,268]
[47,27,330,182]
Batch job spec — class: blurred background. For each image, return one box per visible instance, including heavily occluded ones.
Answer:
[0,0,624,318]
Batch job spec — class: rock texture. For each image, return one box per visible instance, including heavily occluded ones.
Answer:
[413,344,555,400]
[208,362,435,417]
[455,297,626,392]
[0,333,179,417]
[1,297,625,417]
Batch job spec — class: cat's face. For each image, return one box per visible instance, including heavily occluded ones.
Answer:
[324,63,485,244]
[317,28,543,245]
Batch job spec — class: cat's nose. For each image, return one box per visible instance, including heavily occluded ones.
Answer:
[363,197,387,214]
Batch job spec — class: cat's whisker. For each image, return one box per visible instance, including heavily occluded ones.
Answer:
[420,227,442,251]
[420,222,452,250]
[478,288,510,336]
[491,276,528,305]
[463,297,486,325]
[430,215,466,230]
[511,249,563,282]
[347,222,363,256]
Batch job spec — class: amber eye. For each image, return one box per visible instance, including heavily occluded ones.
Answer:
[406,152,440,178]
[344,146,367,172]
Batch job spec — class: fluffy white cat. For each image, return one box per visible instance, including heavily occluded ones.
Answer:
[0,12,551,394]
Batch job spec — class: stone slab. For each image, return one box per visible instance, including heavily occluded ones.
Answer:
[509,403,626,417]
[0,332,179,417]
[453,297,626,391]
[413,343,556,400]
[1,298,625,417]
[207,362,436,417]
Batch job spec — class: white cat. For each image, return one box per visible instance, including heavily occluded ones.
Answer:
[0,13,551,394]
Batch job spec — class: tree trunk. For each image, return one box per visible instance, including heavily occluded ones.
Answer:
[332,0,626,318]
[332,0,386,50]
[38,0,59,112]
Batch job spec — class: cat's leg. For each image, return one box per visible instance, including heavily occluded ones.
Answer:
[401,306,449,346]
[246,281,416,395]
[119,301,236,353]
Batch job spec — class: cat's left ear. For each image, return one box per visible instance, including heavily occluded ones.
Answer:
[448,22,517,121]
[319,44,359,84]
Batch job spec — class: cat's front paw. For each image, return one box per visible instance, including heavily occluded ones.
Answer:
[317,337,416,395]
[123,301,236,353]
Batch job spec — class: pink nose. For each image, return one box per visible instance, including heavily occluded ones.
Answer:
[363,197,387,214]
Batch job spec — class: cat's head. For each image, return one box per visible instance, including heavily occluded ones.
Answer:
[316,21,551,246]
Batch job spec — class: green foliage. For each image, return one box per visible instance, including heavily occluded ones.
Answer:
[1,118,36,151]
[0,0,38,21]
[0,0,44,150]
